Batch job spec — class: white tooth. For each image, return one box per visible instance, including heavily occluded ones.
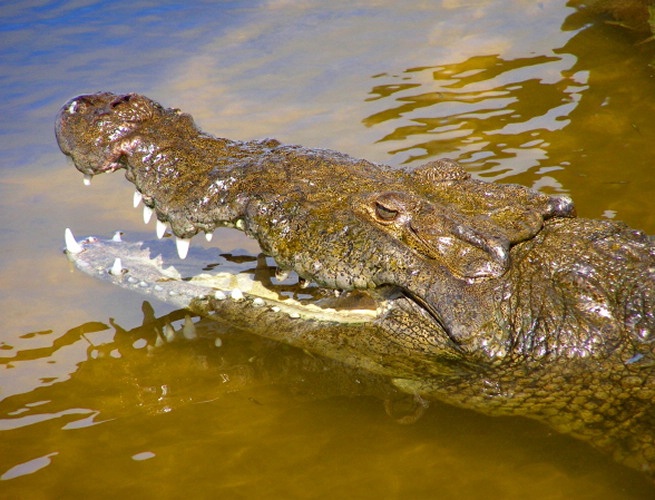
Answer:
[163,324,176,343]
[205,232,213,242]
[275,268,290,281]
[111,231,122,242]
[64,228,83,254]
[176,237,190,259]
[83,174,92,186]
[109,258,123,275]
[143,205,153,224]
[154,329,165,347]
[230,288,244,301]
[182,315,197,340]
[156,220,167,239]
[133,191,143,208]
[235,219,245,230]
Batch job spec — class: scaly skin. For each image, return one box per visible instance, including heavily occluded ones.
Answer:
[56,92,655,478]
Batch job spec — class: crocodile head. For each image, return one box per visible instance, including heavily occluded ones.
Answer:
[55,92,580,369]
[56,93,655,480]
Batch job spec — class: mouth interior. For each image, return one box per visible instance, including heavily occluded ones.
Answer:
[65,225,388,325]
[181,240,385,312]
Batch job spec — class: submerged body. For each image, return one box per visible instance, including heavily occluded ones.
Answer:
[56,93,655,478]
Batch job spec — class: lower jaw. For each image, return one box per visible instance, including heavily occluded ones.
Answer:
[64,228,385,325]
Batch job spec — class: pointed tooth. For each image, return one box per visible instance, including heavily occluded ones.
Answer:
[64,228,83,254]
[235,219,245,230]
[109,257,123,276]
[182,315,197,340]
[143,205,153,224]
[133,191,143,208]
[298,277,310,289]
[163,323,176,343]
[156,220,167,239]
[205,232,213,242]
[154,329,165,347]
[275,268,290,281]
[176,237,190,259]
[111,231,122,242]
[83,174,92,186]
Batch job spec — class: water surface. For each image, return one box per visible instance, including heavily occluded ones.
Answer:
[1,1,654,497]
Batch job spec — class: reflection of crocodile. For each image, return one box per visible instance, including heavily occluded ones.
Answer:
[59,304,417,422]
[56,92,655,479]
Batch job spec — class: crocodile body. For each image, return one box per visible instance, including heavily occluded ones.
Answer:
[56,92,655,478]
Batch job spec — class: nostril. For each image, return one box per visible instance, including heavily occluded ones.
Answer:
[109,94,132,109]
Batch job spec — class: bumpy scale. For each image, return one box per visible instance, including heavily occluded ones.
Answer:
[57,92,655,480]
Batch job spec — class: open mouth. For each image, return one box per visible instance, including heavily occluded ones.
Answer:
[56,91,405,329]
[55,91,482,371]
[63,225,388,326]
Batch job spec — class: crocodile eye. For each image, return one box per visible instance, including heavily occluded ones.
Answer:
[374,201,399,222]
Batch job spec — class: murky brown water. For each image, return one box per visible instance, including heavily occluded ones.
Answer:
[1,1,654,497]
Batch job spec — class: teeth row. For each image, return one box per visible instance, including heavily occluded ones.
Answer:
[71,189,224,261]
[155,315,198,346]
[65,227,338,324]
[64,190,226,262]
[81,181,215,260]
[69,183,226,264]
[133,190,216,260]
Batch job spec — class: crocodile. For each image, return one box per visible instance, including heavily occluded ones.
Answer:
[55,92,655,479]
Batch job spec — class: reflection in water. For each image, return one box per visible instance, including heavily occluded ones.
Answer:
[364,53,584,183]
[1,303,401,428]
[3,304,653,496]
[0,304,413,485]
